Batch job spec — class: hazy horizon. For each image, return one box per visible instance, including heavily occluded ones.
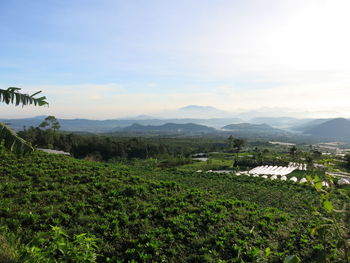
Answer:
[0,104,347,121]
[1,0,350,119]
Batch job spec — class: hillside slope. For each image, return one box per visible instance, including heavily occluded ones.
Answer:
[221,123,289,137]
[291,118,331,132]
[0,146,345,262]
[303,118,350,140]
[1,116,242,132]
[122,122,216,134]
[223,123,275,131]
[249,117,310,129]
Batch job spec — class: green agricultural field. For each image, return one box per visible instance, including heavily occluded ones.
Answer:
[0,145,349,262]
[179,159,233,172]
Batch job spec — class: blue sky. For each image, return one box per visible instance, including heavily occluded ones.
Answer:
[1,0,350,119]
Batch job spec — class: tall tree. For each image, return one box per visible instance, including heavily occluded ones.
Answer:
[233,138,245,155]
[231,138,245,169]
[38,116,61,148]
[289,146,298,160]
[253,147,263,165]
[0,87,48,154]
[227,135,234,150]
[39,115,61,131]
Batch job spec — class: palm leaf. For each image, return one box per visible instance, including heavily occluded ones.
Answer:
[0,87,48,107]
[0,87,48,154]
[0,122,34,154]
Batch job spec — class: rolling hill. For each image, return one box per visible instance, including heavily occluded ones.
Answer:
[1,116,243,133]
[303,118,350,140]
[121,122,217,134]
[220,123,292,139]
[291,118,332,132]
[249,117,311,129]
[223,123,274,130]
[222,123,285,133]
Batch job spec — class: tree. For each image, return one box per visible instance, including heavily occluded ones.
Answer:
[311,148,322,159]
[0,87,48,154]
[39,115,60,148]
[305,153,314,171]
[289,145,298,160]
[39,115,61,131]
[253,147,264,165]
[231,138,245,169]
[233,138,245,155]
[38,116,61,148]
[227,135,234,150]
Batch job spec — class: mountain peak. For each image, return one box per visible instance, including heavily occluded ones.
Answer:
[178,105,218,111]
[171,105,230,118]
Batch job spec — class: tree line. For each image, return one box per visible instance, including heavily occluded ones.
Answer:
[18,117,228,161]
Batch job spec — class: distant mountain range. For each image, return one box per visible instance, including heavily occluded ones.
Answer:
[291,118,332,132]
[223,123,276,131]
[249,117,311,130]
[113,122,290,138]
[120,123,216,135]
[302,118,350,140]
[221,123,289,137]
[153,105,315,121]
[2,104,350,140]
[0,116,243,133]
[154,105,233,119]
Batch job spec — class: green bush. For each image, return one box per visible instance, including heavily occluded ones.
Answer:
[20,226,98,263]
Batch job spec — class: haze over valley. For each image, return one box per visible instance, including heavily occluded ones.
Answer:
[3,105,350,142]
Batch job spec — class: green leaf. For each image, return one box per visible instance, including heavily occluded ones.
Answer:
[315,181,323,190]
[323,200,333,213]
[0,87,48,107]
[0,122,34,155]
[314,175,320,183]
[30,90,43,97]
[284,255,301,263]
[0,87,49,154]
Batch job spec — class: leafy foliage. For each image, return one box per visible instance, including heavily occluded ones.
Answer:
[0,122,33,154]
[284,255,301,263]
[0,87,48,154]
[18,130,228,160]
[0,87,48,107]
[21,226,98,263]
[0,145,348,262]
[308,175,350,262]
[39,115,60,131]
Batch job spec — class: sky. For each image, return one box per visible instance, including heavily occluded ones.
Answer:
[1,0,350,119]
